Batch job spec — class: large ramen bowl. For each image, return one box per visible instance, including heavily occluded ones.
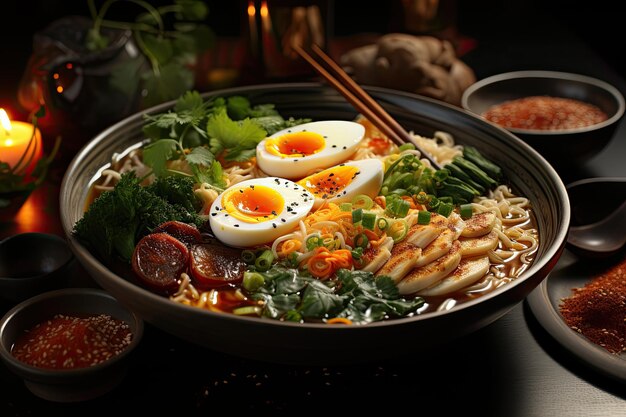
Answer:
[60,83,570,364]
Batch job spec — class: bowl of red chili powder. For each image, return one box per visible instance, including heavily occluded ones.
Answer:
[461,71,625,164]
[0,288,143,402]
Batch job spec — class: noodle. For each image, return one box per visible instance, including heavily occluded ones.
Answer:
[93,113,538,319]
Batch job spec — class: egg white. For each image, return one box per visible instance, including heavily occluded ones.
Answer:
[297,158,384,209]
[256,120,365,179]
[208,177,314,248]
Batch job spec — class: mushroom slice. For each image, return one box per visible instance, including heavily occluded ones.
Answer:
[397,240,462,295]
[459,231,499,257]
[417,256,490,297]
[461,211,496,238]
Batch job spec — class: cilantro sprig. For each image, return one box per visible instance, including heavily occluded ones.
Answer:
[247,266,424,324]
[140,91,310,190]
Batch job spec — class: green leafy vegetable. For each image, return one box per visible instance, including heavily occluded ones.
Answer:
[246,266,424,324]
[73,172,204,262]
[206,109,267,161]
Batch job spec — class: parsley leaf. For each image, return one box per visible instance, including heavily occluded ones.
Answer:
[143,139,179,177]
[299,280,346,319]
[184,146,214,166]
[206,110,266,161]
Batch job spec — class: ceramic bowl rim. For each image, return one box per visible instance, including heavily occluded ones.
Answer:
[59,82,570,332]
[461,70,626,135]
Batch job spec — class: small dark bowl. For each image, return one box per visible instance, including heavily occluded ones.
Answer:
[461,71,625,164]
[0,288,143,402]
[0,233,75,304]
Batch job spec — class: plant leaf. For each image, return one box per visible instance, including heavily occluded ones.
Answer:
[142,34,174,65]
[143,139,179,177]
[141,62,194,108]
[175,0,209,20]
[185,146,214,166]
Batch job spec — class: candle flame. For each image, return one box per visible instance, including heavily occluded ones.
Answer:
[248,2,255,17]
[0,108,12,132]
[260,1,268,18]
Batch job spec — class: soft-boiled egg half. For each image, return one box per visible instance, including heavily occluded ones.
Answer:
[296,159,384,209]
[209,177,314,248]
[256,120,365,179]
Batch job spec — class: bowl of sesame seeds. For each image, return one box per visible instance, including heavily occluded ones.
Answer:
[0,288,143,402]
[461,71,625,165]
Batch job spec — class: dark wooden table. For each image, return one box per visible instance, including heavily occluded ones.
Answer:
[2,3,626,416]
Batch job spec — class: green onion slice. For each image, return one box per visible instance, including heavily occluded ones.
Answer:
[351,194,374,210]
[460,203,473,219]
[352,208,363,224]
[377,217,389,231]
[437,202,454,217]
[254,249,275,272]
[306,235,323,251]
[362,212,377,230]
[241,250,256,264]
[339,202,352,212]
[417,210,431,225]
[354,233,369,248]
[388,219,409,242]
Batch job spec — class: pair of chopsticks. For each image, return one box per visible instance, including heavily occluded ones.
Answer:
[293,44,441,170]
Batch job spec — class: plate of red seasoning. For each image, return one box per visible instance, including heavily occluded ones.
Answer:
[526,177,626,383]
[0,288,143,402]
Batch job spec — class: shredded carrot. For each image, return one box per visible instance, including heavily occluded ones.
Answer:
[279,239,302,256]
[370,232,388,247]
[327,317,353,325]
[401,195,418,209]
[374,196,386,209]
[306,247,353,279]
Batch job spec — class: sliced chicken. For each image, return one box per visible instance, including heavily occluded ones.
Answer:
[417,256,490,297]
[375,240,422,282]
[375,215,447,282]
[414,213,464,268]
[361,237,394,273]
[461,211,496,238]
[397,240,462,295]
[459,231,498,257]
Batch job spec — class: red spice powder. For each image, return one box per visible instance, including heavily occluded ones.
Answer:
[12,314,133,369]
[482,96,608,130]
[559,258,626,354]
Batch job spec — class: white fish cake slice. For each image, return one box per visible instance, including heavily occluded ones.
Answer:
[417,256,490,297]
[397,240,462,295]
[459,231,498,257]
[361,237,394,273]
[414,213,464,268]
[461,211,496,238]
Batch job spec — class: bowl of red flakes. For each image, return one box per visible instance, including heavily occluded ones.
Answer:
[0,288,143,402]
[461,71,625,165]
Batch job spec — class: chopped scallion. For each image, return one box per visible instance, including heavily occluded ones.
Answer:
[306,235,323,251]
[339,202,352,212]
[354,233,369,248]
[241,249,256,264]
[351,194,374,210]
[232,306,261,316]
[352,208,363,224]
[362,212,377,230]
[460,203,473,219]
[388,219,409,242]
[377,217,389,231]
[243,271,265,291]
[398,143,416,152]
[437,202,454,217]
[417,210,431,225]
[254,249,275,272]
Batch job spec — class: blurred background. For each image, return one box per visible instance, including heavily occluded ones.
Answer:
[1,0,623,160]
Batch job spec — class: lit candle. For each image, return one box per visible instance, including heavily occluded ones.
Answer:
[0,108,43,176]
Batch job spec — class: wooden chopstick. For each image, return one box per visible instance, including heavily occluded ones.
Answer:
[293,43,441,170]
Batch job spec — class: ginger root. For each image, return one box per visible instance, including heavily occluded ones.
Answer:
[340,33,475,106]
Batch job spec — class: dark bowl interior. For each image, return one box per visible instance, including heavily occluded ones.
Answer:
[461,71,625,164]
[59,83,570,364]
[0,233,75,303]
[0,288,143,402]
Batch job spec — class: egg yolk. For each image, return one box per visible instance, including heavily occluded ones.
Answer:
[297,165,359,198]
[223,185,284,223]
[265,131,325,158]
